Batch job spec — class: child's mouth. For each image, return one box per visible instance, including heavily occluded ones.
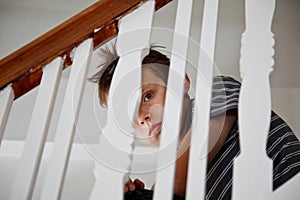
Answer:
[149,122,162,136]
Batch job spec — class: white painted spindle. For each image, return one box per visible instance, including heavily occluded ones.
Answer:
[10,58,63,200]
[186,0,219,199]
[233,0,275,199]
[153,0,193,199]
[0,85,14,145]
[89,2,154,199]
[40,39,93,200]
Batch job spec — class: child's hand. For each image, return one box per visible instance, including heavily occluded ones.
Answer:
[124,178,145,193]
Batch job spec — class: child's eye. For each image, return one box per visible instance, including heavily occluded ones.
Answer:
[144,92,153,102]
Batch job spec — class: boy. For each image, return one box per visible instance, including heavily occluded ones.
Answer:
[90,46,300,199]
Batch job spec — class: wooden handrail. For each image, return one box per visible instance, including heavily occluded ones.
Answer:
[0,0,172,99]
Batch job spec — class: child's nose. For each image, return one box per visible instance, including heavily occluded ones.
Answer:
[136,113,151,125]
[140,116,150,125]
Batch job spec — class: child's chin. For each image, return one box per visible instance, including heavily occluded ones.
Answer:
[149,135,160,146]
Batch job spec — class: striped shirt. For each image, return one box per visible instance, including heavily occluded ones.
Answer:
[206,76,300,200]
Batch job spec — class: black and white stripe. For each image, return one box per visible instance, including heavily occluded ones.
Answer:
[205,76,300,200]
[210,76,240,117]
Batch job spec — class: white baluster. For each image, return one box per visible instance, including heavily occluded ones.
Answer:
[233,0,275,199]
[186,0,219,199]
[0,85,14,145]
[153,0,193,199]
[89,2,154,199]
[40,39,93,200]
[9,58,63,200]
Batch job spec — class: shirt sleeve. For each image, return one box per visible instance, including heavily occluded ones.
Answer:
[267,111,300,190]
[210,76,240,117]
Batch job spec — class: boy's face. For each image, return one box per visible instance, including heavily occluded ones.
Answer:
[134,68,166,146]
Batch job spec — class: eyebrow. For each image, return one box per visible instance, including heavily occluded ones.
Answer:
[141,85,154,96]
[141,85,148,94]
[142,87,146,93]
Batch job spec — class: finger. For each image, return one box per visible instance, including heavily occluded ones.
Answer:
[126,180,136,191]
[151,184,155,190]
[134,179,145,189]
[124,185,128,193]
[124,179,132,193]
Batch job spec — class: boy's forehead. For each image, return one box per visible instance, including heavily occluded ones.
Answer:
[142,69,165,85]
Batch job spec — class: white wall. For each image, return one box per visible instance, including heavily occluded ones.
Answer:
[0,0,97,58]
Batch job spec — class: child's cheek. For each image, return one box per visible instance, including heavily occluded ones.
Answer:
[149,104,165,122]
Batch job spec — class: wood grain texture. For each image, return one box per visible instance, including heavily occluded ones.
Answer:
[0,0,172,99]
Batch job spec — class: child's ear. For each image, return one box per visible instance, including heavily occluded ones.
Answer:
[184,74,190,95]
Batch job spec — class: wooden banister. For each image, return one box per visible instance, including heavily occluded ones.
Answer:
[0,0,172,99]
